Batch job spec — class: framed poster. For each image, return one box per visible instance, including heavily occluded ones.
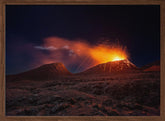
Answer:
[0,0,164,121]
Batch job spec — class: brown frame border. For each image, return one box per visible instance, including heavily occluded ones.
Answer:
[0,0,164,121]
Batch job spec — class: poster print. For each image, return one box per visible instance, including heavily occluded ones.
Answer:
[5,5,160,116]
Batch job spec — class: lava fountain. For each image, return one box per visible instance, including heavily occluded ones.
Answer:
[89,44,128,64]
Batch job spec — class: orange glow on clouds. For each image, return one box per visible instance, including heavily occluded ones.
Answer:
[89,45,128,64]
[34,37,129,72]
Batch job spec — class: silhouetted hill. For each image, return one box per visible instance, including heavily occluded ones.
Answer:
[141,60,160,72]
[7,63,72,81]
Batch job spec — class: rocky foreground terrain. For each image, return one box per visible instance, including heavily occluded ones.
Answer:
[6,60,160,116]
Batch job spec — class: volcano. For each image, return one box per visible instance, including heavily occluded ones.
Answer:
[7,63,72,81]
[81,59,138,74]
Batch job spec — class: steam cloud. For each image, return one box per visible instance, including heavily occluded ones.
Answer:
[33,37,95,72]
[33,36,128,73]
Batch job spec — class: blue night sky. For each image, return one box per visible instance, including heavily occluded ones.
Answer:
[6,5,160,74]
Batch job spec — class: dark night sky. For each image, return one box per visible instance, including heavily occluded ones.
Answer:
[6,5,160,74]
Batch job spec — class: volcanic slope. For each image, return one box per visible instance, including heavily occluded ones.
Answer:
[7,63,72,81]
[81,59,138,74]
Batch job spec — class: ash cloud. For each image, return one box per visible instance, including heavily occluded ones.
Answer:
[33,37,94,73]
[6,36,128,74]
[32,36,128,73]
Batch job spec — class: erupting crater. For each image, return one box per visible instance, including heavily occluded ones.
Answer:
[89,44,128,64]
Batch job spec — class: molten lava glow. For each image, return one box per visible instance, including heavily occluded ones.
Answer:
[89,45,128,64]
[112,56,124,61]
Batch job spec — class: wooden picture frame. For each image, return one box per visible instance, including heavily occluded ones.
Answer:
[0,0,165,121]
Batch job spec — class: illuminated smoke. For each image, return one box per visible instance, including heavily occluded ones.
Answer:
[34,37,129,73]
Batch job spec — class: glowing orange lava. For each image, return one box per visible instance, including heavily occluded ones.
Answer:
[89,45,128,64]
